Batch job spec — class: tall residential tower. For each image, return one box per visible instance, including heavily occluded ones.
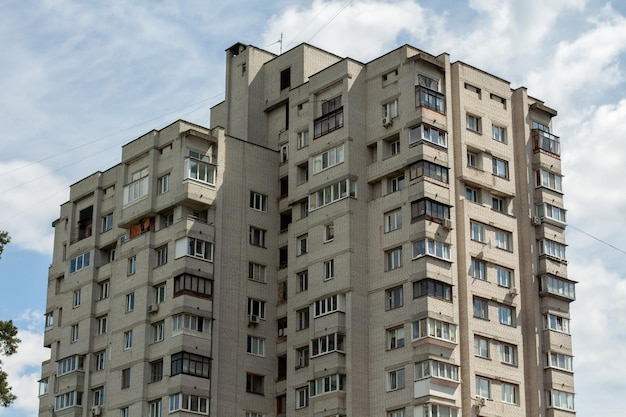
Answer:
[38,42,574,417]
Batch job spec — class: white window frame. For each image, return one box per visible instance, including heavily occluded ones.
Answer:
[502,383,518,404]
[296,308,309,330]
[156,245,168,267]
[537,203,566,223]
[69,252,91,274]
[470,222,485,243]
[547,351,574,371]
[123,330,133,350]
[545,313,570,334]
[296,386,309,409]
[123,168,149,205]
[185,237,214,261]
[310,374,346,397]
[297,234,308,256]
[127,256,137,275]
[547,389,575,411]
[470,258,486,280]
[466,114,481,132]
[539,239,566,261]
[126,293,135,312]
[97,315,108,334]
[247,298,266,320]
[312,144,345,174]
[70,324,79,342]
[412,318,457,343]
[157,174,170,195]
[247,335,265,356]
[185,152,216,185]
[409,124,447,147]
[492,125,506,143]
[311,333,345,357]
[492,157,509,179]
[314,294,344,317]
[248,262,267,283]
[501,343,517,365]
[101,213,113,232]
[476,376,491,399]
[152,321,165,343]
[296,271,308,293]
[73,289,81,308]
[386,326,405,350]
[249,226,267,248]
[473,297,489,319]
[297,130,310,149]
[387,368,405,391]
[308,179,356,211]
[323,259,335,280]
[385,286,403,310]
[474,336,489,358]
[498,305,515,327]
[388,174,405,193]
[324,223,334,242]
[386,247,403,271]
[497,267,512,288]
[250,191,268,212]
[385,209,402,232]
[95,351,106,370]
[495,229,512,251]
[414,359,460,382]
[412,238,451,261]
[536,169,563,192]
[382,99,398,119]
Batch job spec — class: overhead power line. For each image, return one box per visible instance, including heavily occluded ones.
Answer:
[568,224,626,255]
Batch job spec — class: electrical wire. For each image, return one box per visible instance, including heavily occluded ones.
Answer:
[568,224,626,255]
[306,0,355,43]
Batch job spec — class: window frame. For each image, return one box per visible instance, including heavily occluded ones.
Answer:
[385,286,403,310]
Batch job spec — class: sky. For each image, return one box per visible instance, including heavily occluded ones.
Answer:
[0,0,624,415]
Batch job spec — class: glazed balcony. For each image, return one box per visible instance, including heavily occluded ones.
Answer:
[532,129,560,157]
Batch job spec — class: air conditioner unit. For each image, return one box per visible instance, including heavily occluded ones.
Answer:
[509,287,519,297]
[532,217,542,225]
[382,116,393,127]
[248,314,260,325]
[443,219,453,229]
[91,405,102,416]
[148,304,159,313]
[478,397,486,407]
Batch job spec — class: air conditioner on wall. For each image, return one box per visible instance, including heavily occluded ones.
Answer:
[532,217,542,225]
[249,315,260,325]
[148,304,159,313]
[91,406,102,416]
[382,117,393,127]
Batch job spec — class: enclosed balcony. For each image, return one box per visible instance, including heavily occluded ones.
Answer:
[415,86,445,114]
[532,129,560,157]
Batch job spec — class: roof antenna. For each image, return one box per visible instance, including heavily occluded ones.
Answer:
[267,32,284,54]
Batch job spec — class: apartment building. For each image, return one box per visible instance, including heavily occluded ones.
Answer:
[37,42,575,417]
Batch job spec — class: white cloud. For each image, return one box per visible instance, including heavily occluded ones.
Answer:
[0,161,68,254]
[0,311,48,417]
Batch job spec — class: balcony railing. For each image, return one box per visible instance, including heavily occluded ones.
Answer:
[415,86,445,114]
[532,129,560,156]
[314,107,344,139]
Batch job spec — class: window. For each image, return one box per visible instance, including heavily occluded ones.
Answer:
[411,198,450,222]
[536,169,563,192]
[314,96,343,138]
[246,373,264,395]
[152,321,165,343]
[38,378,49,397]
[386,247,403,271]
[161,211,174,228]
[121,368,131,389]
[412,238,451,261]
[492,157,509,179]
[72,289,81,308]
[470,258,486,280]
[539,239,566,260]
[409,160,449,183]
[416,84,445,113]
[413,279,452,301]
[385,286,403,310]
[414,360,460,382]
[296,271,308,293]
[324,223,334,242]
[502,383,518,404]
[248,262,266,283]
[250,191,268,212]
[547,389,575,411]
[171,352,211,379]
[121,407,129,417]
[311,333,345,357]
[127,256,136,275]
[157,174,170,194]
[70,324,79,342]
[296,308,309,330]
[185,151,216,185]
[98,280,109,300]
[541,275,575,300]
[123,168,149,205]
[247,298,266,320]
[492,125,506,143]
[310,374,346,396]
[388,173,405,192]
[383,99,398,119]
[491,93,507,107]
[297,234,308,256]
[314,294,344,317]
[154,283,166,303]
[501,343,517,365]
[245,413,264,417]
[545,313,570,333]
[312,144,344,173]
[495,229,512,251]
[97,315,108,334]
[69,252,90,273]
[409,124,446,147]
[476,376,491,398]
[249,226,266,247]
[44,312,53,328]
[418,74,438,90]
[54,391,82,411]
[125,293,134,312]
[172,313,211,334]
[149,399,162,417]
[184,237,214,261]
[466,114,481,132]
[473,297,489,319]
[474,336,489,358]
[465,82,481,95]
[296,386,309,409]
[57,355,85,375]
[389,139,401,156]
[532,122,561,155]
[173,273,212,298]
[156,245,168,266]
[412,318,457,343]
[498,305,515,327]
[247,336,265,356]
[465,186,479,203]
[385,209,402,232]
[467,151,479,168]
[169,393,209,414]
[101,213,113,232]
[123,330,133,349]
[297,130,310,149]
[537,203,566,223]
[492,196,506,212]
[280,67,291,90]
[150,359,163,382]
[308,179,356,211]
[276,393,286,414]
[95,351,106,370]
[296,346,310,368]
[386,326,405,350]
[496,267,512,288]
[547,351,574,371]
[388,368,405,391]
[323,259,334,280]
[423,404,458,417]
